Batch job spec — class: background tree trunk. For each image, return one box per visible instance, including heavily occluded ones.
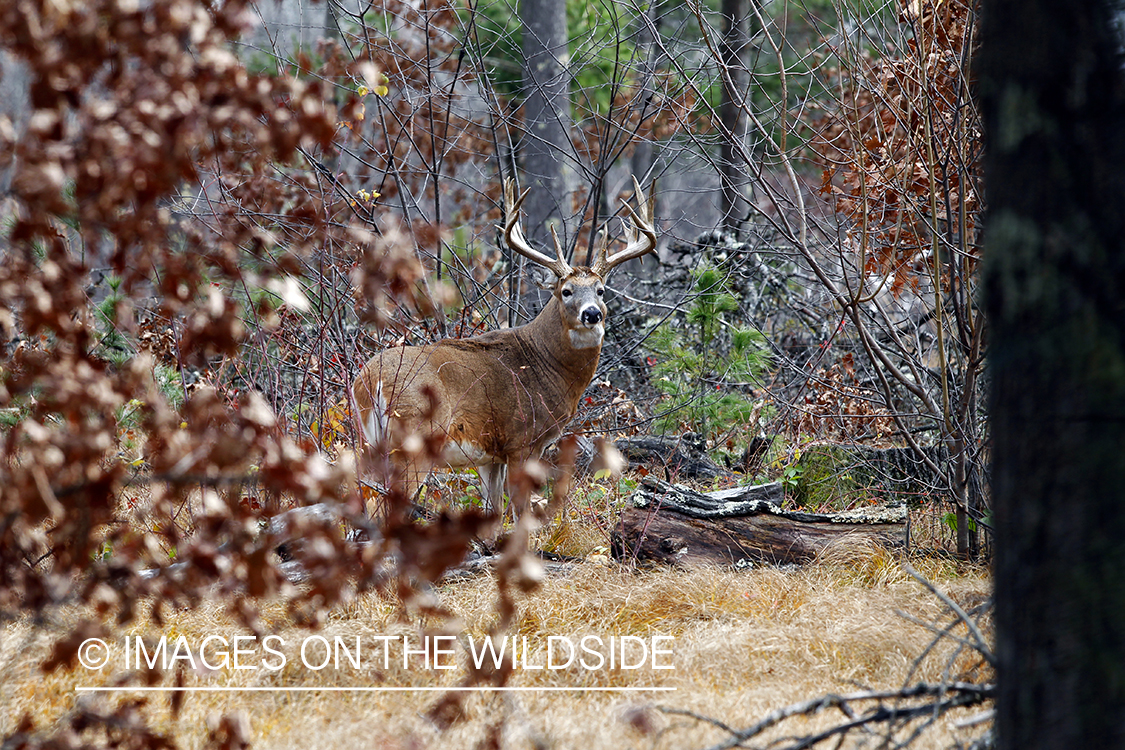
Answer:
[630,0,662,207]
[519,0,574,259]
[980,0,1125,745]
[719,0,753,232]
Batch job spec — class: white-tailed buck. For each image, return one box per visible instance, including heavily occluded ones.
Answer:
[352,177,656,517]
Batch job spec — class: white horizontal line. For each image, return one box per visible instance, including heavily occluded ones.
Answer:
[76,686,676,693]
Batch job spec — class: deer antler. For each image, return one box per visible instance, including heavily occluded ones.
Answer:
[590,176,657,277]
[502,179,574,279]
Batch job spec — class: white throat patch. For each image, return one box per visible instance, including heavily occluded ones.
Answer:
[569,324,604,349]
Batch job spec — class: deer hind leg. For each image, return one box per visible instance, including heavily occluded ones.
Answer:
[353,378,428,519]
[357,453,436,521]
[396,461,426,515]
[477,463,507,518]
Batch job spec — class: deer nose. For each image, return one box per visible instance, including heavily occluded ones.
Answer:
[581,307,603,326]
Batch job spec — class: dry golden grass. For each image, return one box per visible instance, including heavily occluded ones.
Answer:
[0,541,991,750]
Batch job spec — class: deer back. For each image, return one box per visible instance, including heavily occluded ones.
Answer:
[353,269,606,466]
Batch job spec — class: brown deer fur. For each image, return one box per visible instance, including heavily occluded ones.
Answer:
[352,178,655,516]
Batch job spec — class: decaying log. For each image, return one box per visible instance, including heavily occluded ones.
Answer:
[612,476,908,567]
[627,476,786,517]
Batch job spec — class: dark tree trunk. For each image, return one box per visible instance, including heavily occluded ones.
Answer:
[980,0,1125,745]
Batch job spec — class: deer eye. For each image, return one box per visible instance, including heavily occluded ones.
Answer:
[561,288,573,298]
[596,287,604,297]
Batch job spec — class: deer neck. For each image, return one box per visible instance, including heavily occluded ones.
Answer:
[521,296,602,384]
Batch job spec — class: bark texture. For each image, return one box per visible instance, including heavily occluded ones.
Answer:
[980,0,1125,745]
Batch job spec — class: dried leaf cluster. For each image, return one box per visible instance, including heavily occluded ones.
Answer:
[796,355,898,444]
[811,0,981,294]
[0,2,529,745]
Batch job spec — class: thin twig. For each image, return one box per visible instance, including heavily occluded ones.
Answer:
[903,563,995,666]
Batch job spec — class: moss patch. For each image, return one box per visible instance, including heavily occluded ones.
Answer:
[791,444,944,511]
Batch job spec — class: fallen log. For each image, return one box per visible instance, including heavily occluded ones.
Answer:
[611,476,908,567]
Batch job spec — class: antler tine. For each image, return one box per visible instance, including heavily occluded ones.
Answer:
[586,228,610,267]
[502,179,573,278]
[549,223,569,266]
[591,175,657,277]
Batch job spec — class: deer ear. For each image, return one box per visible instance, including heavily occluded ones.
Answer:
[532,267,557,290]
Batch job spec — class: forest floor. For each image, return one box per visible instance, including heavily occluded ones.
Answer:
[0,523,992,750]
